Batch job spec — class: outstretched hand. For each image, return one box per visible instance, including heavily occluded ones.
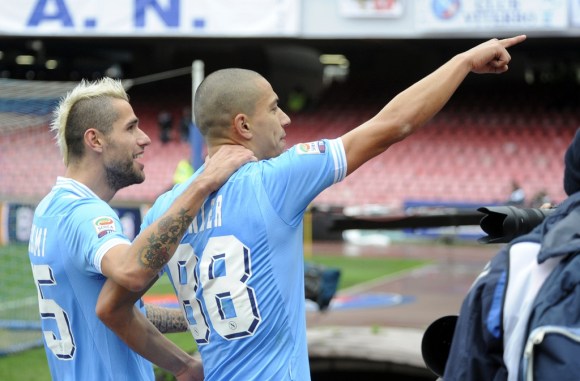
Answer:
[200,145,257,192]
[465,35,527,74]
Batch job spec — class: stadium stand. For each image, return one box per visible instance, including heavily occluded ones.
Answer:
[1,80,577,209]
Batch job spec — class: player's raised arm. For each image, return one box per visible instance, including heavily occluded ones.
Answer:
[341,35,526,176]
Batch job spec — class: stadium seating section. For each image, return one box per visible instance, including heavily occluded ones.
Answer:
[1,81,576,209]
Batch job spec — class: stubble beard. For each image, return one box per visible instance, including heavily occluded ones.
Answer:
[105,159,145,192]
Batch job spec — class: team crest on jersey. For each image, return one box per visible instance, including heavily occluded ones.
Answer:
[93,216,116,238]
[297,141,326,155]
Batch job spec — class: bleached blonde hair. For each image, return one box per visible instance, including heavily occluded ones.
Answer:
[50,77,128,166]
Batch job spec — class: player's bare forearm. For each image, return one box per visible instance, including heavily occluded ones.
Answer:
[341,35,526,176]
[104,145,256,292]
[97,298,200,378]
[129,146,256,284]
[145,304,189,333]
[126,183,210,290]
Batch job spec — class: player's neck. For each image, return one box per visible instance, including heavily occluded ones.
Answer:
[65,163,116,202]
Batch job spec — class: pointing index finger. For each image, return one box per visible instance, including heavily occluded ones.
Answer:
[500,35,527,49]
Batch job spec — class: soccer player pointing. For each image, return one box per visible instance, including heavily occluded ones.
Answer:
[98,35,525,380]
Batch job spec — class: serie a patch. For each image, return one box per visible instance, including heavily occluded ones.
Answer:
[296,141,326,155]
[93,216,116,238]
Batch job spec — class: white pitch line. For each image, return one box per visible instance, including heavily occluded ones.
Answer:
[338,264,439,296]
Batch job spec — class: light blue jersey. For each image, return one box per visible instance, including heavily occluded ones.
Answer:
[28,177,154,381]
[143,139,347,381]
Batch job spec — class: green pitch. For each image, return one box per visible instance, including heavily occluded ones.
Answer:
[0,243,428,381]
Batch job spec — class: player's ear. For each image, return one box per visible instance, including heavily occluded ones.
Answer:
[85,128,104,153]
[233,114,252,140]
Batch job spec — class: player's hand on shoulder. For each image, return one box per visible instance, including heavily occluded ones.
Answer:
[201,145,257,191]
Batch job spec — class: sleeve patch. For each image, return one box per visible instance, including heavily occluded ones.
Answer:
[296,141,326,155]
[93,216,117,238]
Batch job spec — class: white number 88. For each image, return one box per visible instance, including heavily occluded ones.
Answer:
[171,235,261,344]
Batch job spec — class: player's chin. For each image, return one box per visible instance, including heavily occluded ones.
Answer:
[133,167,146,184]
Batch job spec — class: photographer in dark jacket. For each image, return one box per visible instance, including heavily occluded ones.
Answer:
[442,128,580,381]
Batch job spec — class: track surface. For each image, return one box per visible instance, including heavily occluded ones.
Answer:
[305,240,498,379]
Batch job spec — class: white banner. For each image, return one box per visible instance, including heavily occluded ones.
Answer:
[415,0,568,32]
[571,0,580,27]
[0,0,300,37]
[339,0,404,19]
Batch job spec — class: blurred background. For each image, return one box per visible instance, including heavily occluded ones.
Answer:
[1,0,579,379]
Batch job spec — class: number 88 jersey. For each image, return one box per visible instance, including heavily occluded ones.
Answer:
[147,139,347,381]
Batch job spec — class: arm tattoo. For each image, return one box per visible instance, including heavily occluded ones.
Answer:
[145,304,189,333]
[139,208,194,271]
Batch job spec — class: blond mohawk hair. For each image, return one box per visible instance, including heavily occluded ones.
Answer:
[50,77,128,166]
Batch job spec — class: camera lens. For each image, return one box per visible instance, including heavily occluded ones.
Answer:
[477,206,554,244]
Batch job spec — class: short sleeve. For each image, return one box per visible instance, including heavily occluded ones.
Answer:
[261,138,347,225]
[60,199,131,276]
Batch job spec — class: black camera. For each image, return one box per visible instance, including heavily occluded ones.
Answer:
[421,315,458,378]
[477,206,555,244]
[421,205,557,377]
